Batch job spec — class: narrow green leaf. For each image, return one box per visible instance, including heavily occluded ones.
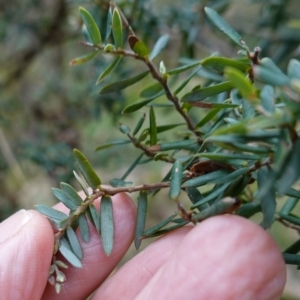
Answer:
[149,106,157,146]
[60,183,83,206]
[66,227,83,260]
[96,56,122,85]
[128,35,149,58]
[148,139,198,152]
[167,61,201,75]
[194,152,260,161]
[122,93,164,114]
[283,253,300,266]
[192,197,241,222]
[142,221,189,238]
[88,205,101,234]
[189,102,238,109]
[73,149,101,190]
[225,67,257,101]
[35,204,68,223]
[60,236,72,251]
[112,8,123,48]
[149,34,169,60]
[260,57,287,75]
[280,187,300,199]
[140,83,163,98]
[148,103,173,108]
[185,187,209,210]
[210,120,247,135]
[101,195,114,255]
[78,213,90,243]
[209,132,280,142]
[220,142,271,154]
[288,59,300,80]
[121,153,144,180]
[105,6,112,41]
[150,123,185,134]
[133,113,146,136]
[70,51,100,66]
[224,174,252,198]
[242,99,255,120]
[59,240,82,268]
[169,161,183,200]
[204,7,248,50]
[247,112,289,131]
[278,213,300,227]
[181,81,233,102]
[79,7,102,45]
[95,139,131,151]
[280,198,298,215]
[201,57,250,72]
[283,239,300,254]
[109,178,132,187]
[174,66,202,95]
[52,188,78,210]
[73,171,89,197]
[196,108,221,128]
[190,183,231,209]
[137,129,149,143]
[211,167,249,184]
[182,169,232,188]
[58,217,70,229]
[119,123,131,134]
[143,214,177,237]
[135,191,148,250]
[260,85,275,112]
[277,137,300,194]
[256,167,276,228]
[253,66,290,86]
[99,70,150,94]
[236,201,261,218]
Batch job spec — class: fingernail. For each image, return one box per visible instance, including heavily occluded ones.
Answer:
[0,210,31,243]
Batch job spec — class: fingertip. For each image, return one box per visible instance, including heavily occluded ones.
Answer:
[136,215,286,300]
[0,209,54,299]
[197,215,286,300]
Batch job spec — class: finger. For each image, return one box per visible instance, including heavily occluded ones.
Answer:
[92,226,193,299]
[0,210,54,300]
[42,192,136,300]
[135,215,286,300]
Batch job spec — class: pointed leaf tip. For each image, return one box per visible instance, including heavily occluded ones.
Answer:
[73,149,101,190]
[204,7,248,50]
[112,8,123,49]
[79,7,102,46]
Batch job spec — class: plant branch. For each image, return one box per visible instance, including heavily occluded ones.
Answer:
[127,133,175,163]
[143,59,200,138]
[277,217,300,232]
[85,42,201,142]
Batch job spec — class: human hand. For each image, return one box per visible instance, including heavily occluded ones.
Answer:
[0,193,286,300]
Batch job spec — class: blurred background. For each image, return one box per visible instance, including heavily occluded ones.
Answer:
[1,0,300,298]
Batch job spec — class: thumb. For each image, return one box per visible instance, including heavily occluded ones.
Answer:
[0,210,54,300]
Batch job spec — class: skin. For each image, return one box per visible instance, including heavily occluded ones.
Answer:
[0,192,286,300]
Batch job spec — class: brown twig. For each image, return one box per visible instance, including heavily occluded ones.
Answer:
[127,134,175,163]
[277,217,300,233]
[85,42,201,142]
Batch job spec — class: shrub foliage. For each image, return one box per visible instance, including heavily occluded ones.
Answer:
[35,3,300,293]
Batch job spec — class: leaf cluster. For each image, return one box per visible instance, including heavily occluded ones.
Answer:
[36,3,300,293]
